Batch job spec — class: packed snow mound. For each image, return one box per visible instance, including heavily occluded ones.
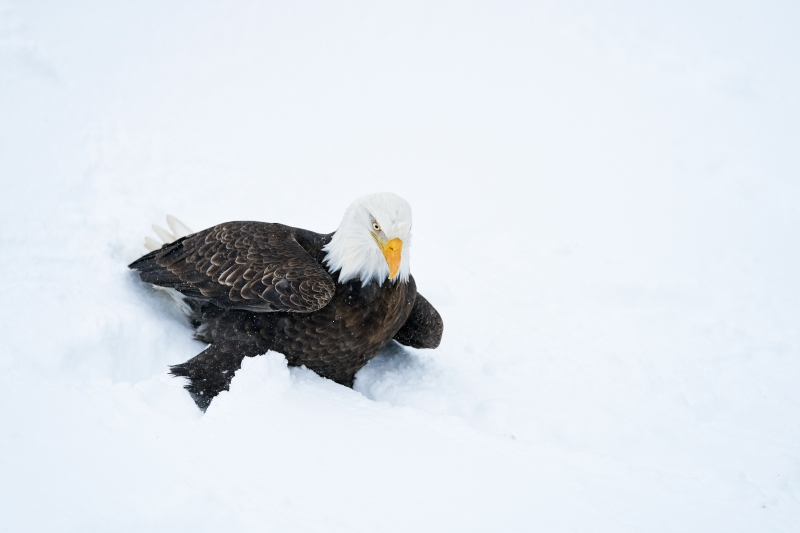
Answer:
[2,1,799,532]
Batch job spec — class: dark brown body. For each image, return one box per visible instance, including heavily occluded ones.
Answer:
[192,273,416,387]
[129,222,442,409]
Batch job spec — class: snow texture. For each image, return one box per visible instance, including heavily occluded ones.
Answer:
[1,1,799,531]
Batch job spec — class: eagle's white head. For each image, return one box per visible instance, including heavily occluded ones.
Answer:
[323,192,412,286]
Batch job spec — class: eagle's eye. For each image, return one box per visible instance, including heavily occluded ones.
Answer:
[372,222,381,232]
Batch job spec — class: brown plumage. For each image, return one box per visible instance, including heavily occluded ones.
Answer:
[129,218,443,409]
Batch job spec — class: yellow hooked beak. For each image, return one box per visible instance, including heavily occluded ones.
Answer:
[382,238,403,279]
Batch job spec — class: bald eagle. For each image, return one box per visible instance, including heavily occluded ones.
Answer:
[129,192,443,409]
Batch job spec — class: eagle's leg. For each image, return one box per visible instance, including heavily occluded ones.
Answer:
[170,344,247,410]
[171,306,271,410]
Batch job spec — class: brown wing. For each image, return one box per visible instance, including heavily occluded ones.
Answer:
[393,292,443,349]
[129,222,335,313]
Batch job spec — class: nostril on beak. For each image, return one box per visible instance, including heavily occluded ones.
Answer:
[385,238,402,252]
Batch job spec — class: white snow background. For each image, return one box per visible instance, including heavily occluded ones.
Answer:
[1,1,799,531]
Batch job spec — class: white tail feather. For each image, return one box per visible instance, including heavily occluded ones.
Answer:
[166,215,192,239]
[152,224,175,244]
[143,216,194,252]
[144,236,161,252]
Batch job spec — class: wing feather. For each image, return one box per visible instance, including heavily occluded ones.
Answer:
[393,292,443,349]
[129,222,335,313]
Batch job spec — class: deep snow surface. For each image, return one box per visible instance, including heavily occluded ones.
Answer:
[1,1,799,531]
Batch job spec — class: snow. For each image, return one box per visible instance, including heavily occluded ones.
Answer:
[1,1,799,531]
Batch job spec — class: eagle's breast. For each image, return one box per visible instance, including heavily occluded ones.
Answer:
[263,274,417,385]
